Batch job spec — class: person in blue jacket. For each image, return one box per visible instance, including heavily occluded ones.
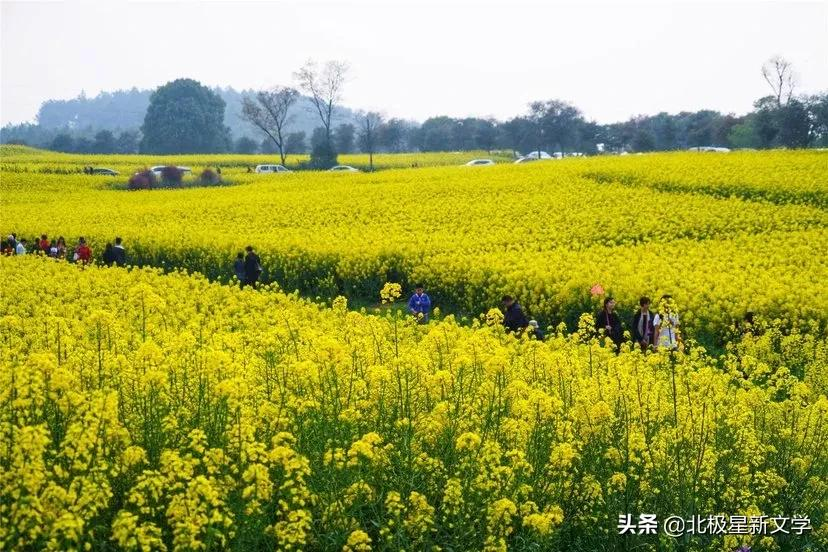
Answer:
[408,284,432,323]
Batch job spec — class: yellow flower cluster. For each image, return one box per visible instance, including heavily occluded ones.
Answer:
[1,257,825,550]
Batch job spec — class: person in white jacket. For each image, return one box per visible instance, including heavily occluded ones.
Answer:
[653,294,680,351]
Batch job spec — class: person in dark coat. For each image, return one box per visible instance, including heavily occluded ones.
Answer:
[502,295,529,334]
[631,296,655,351]
[596,297,624,352]
[242,245,262,289]
[113,237,126,266]
[102,243,116,266]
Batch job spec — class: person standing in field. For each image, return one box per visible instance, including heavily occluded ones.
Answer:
[113,237,126,266]
[596,297,623,352]
[233,252,245,286]
[55,236,67,259]
[502,295,529,333]
[102,243,116,266]
[653,294,680,351]
[2,235,16,255]
[632,296,655,351]
[408,284,432,323]
[242,245,262,289]
[37,234,49,255]
[15,238,27,255]
[74,237,92,265]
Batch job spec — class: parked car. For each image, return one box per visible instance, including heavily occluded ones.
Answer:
[150,165,191,177]
[91,167,118,176]
[328,165,360,172]
[687,146,731,153]
[514,157,539,164]
[255,164,291,174]
[521,150,553,160]
[464,159,495,166]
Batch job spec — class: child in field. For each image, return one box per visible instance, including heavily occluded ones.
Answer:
[528,319,545,340]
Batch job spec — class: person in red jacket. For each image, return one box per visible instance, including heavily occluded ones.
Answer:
[74,237,92,265]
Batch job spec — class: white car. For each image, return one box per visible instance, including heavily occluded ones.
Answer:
[255,164,291,174]
[150,165,191,177]
[328,165,360,172]
[687,146,731,153]
[464,159,495,166]
[521,150,553,160]
[514,157,539,164]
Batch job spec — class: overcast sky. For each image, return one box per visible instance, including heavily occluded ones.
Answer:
[1,0,826,126]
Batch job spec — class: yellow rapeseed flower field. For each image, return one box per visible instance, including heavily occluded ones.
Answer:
[1,147,827,550]
[1,147,827,344]
[0,257,825,551]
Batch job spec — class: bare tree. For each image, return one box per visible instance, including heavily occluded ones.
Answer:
[762,56,797,107]
[294,59,349,147]
[241,86,299,165]
[358,111,384,171]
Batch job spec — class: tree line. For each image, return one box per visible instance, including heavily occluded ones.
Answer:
[2,56,826,162]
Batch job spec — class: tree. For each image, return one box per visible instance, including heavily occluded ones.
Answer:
[260,137,278,154]
[418,117,456,151]
[116,130,140,153]
[285,131,307,154]
[727,117,760,149]
[500,117,534,156]
[358,111,383,171]
[74,136,94,153]
[753,97,780,148]
[92,130,116,153]
[335,123,355,154]
[310,127,336,169]
[294,59,348,165]
[529,100,583,154]
[762,56,796,107]
[140,78,231,154]
[806,93,828,146]
[377,118,411,152]
[776,99,811,148]
[473,119,498,152]
[50,133,74,152]
[240,86,299,165]
[235,136,259,154]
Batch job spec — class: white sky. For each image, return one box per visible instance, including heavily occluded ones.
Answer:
[1,0,827,125]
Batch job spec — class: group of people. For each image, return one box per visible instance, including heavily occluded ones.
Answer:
[2,233,126,267]
[595,295,680,352]
[8,235,680,353]
[233,246,263,288]
[502,294,680,352]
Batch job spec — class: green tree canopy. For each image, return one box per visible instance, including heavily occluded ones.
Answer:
[140,78,231,154]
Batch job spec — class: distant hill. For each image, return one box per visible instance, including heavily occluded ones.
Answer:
[28,86,360,141]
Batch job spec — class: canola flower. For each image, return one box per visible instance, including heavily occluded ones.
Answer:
[0,257,826,551]
[2,148,827,345]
